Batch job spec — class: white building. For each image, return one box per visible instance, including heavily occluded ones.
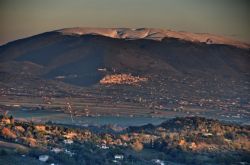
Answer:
[64,139,74,144]
[114,155,124,160]
[39,155,49,162]
[152,159,165,165]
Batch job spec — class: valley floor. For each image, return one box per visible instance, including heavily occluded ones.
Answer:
[0,95,249,126]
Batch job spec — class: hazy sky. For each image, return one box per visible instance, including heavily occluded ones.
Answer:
[0,0,249,44]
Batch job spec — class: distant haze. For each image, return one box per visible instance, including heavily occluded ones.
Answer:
[0,0,249,45]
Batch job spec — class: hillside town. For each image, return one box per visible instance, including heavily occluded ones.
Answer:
[100,74,148,85]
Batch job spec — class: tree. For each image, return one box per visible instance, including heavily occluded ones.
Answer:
[131,140,143,152]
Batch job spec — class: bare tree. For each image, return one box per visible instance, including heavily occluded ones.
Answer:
[65,97,74,123]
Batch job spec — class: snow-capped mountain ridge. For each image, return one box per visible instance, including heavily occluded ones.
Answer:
[57,27,250,49]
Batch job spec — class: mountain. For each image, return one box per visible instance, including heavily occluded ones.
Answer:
[0,27,250,111]
[0,27,249,87]
[0,27,250,121]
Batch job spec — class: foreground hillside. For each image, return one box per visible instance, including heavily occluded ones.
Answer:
[0,115,249,165]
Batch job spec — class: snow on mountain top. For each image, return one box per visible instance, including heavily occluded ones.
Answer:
[56,27,250,49]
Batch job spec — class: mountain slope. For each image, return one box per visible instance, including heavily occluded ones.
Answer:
[0,27,249,87]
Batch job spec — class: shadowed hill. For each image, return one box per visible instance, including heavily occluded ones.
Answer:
[0,29,249,86]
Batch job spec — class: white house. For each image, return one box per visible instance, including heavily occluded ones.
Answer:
[114,154,124,160]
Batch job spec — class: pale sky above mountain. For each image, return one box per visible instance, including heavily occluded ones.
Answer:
[0,0,249,45]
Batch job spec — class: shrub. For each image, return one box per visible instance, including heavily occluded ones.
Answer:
[131,140,143,152]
